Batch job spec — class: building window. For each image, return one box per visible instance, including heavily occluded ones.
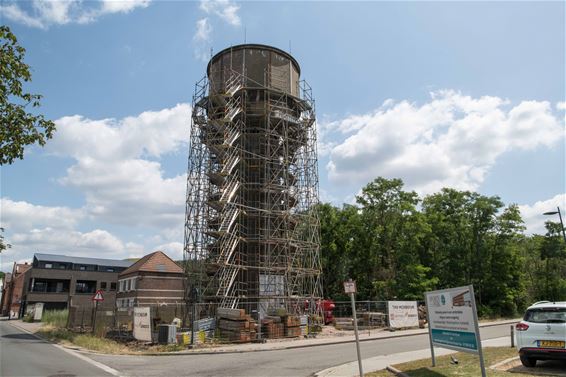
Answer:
[110,282,117,291]
[100,282,107,290]
[106,268,114,272]
[130,278,136,291]
[79,266,86,271]
[45,263,52,269]
[75,280,96,294]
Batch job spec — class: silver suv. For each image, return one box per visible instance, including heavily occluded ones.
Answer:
[515,301,566,367]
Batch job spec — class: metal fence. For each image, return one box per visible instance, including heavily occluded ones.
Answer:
[65,300,424,343]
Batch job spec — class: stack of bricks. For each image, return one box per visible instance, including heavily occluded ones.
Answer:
[261,316,284,339]
[283,315,302,337]
[217,308,257,343]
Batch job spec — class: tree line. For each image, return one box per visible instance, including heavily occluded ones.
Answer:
[318,177,566,317]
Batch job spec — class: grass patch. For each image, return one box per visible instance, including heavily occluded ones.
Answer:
[38,325,127,354]
[42,309,68,328]
[367,347,538,377]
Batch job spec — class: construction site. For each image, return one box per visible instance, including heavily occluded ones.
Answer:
[183,44,323,329]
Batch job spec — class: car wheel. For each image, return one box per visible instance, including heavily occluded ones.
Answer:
[520,356,537,367]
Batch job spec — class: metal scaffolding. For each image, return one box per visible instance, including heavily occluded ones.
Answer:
[184,45,322,316]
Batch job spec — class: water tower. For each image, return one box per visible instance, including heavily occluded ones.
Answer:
[184,44,322,315]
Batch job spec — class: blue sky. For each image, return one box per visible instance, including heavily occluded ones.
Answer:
[1,0,565,272]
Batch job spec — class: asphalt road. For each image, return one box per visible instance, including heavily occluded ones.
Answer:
[88,324,512,376]
[0,320,113,377]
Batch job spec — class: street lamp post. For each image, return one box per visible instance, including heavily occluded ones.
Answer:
[543,206,566,243]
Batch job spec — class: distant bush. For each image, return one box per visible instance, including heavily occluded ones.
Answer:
[42,309,68,328]
[23,314,34,323]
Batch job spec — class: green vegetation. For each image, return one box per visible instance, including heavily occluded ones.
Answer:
[0,26,56,165]
[367,347,536,377]
[23,314,34,323]
[320,177,566,317]
[38,325,126,354]
[42,309,68,328]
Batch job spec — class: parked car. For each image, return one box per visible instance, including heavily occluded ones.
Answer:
[515,301,566,367]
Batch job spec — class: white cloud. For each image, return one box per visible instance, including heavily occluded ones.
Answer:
[0,0,150,29]
[519,194,566,235]
[0,102,192,272]
[47,103,190,228]
[199,0,240,26]
[1,198,84,232]
[154,241,184,261]
[193,0,241,61]
[100,0,150,14]
[0,3,46,28]
[194,18,212,42]
[326,90,564,195]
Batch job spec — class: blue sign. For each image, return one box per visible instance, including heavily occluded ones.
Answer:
[431,329,478,351]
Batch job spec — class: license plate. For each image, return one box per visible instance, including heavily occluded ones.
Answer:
[539,340,565,348]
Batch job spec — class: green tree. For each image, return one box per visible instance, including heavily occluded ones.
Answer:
[318,203,361,300]
[355,177,428,299]
[1,25,55,165]
[0,227,10,254]
[539,221,566,301]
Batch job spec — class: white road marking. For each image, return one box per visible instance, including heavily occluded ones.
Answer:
[8,321,122,377]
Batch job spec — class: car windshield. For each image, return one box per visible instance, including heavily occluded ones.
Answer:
[524,308,566,323]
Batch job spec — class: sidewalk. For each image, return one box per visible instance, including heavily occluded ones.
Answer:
[315,336,512,377]
[7,318,518,355]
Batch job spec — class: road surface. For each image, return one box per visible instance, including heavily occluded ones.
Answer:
[0,320,113,377]
[88,324,511,376]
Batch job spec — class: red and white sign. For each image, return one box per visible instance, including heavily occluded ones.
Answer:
[92,289,104,302]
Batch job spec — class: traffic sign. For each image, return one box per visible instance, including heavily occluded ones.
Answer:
[92,289,104,302]
[343,280,356,294]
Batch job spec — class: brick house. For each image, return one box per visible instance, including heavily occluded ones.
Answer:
[116,251,185,308]
[0,272,12,316]
[0,263,31,318]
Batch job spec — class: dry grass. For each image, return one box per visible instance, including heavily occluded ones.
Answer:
[38,324,128,354]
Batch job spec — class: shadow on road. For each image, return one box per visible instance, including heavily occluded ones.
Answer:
[2,333,46,342]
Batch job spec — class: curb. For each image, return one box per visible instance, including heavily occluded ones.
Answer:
[490,356,520,370]
[9,318,519,357]
[386,365,410,377]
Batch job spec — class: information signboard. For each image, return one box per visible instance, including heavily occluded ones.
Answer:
[388,301,419,329]
[133,307,152,342]
[425,285,481,353]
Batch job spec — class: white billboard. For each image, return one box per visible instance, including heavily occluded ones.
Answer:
[425,285,481,353]
[388,301,419,329]
[133,307,152,342]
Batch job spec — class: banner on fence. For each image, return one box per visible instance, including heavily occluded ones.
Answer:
[387,301,418,329]
[133,307,152,342]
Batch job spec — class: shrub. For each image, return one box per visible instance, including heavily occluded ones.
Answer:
[42,309,68,328]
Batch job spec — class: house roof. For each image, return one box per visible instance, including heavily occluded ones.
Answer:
[119,251,184,276]
[34,253,134,268]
